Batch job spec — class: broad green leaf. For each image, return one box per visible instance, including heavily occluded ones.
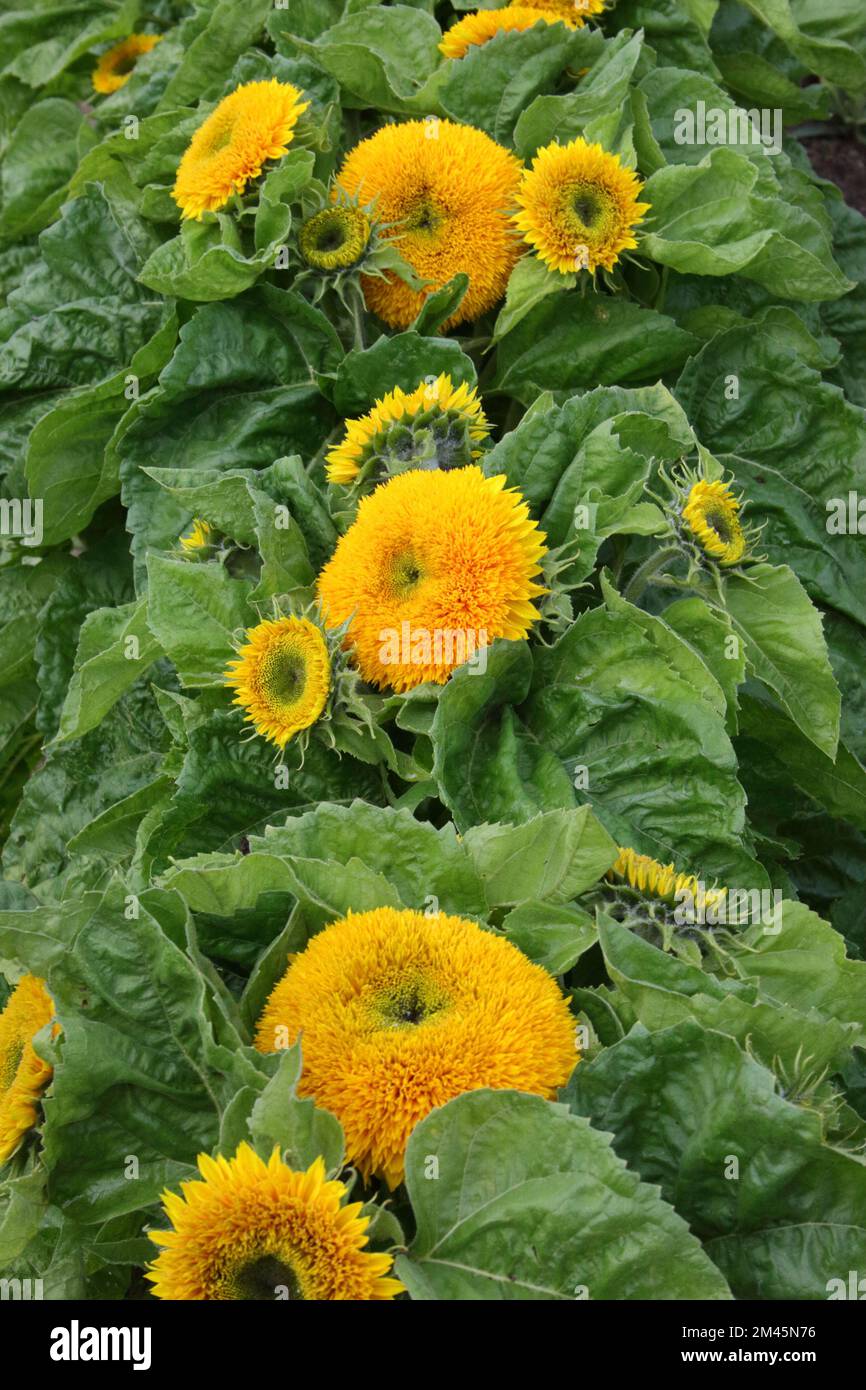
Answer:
[145,554,252,689]
[642,149,851,301]
[523,589,754,883]
[503,899,597,974]
[597,913,858,1077]
[726,898,866,1034]
[493,293,698,404]
[27,883,270,1223]
[662,596,744,733]
[462,806,617,907]
[158,0,274,109]
[248,1042,344,1173]
[437,22,588,144]
[567,1020,866,1298]
[119,287,340,579]
[332,330,476,417]
[0,98,88,241]
[56,598,163,744]
[719,563,840,758]
[286,5,443,114]
[431,640,576,831]
[398,1089,732,1299]
[513,30,643,157]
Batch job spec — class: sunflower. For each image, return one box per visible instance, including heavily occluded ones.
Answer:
[610,847,727,917]
[179,518,213,552]
[0,975,55,1166]
[92,34,162,94]
[173,80,309,221]
[255,906,577,1187]
[326,374,490,486]
[335,119,522,329]
[148,1144,402,1300]
[299,206,372,271]
[225,616,330,749]
[513,137,650,274]
[317,465,546,691]
[681,479,746,566]
[440,6,577,59]
[506,0,606,21]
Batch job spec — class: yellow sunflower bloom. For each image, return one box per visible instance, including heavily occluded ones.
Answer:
[225,616,330,749]
[439,6,578,59]
[513,137,650,274]
[335,119,522,329]
[507,0,606,21]
[92,34,162,94]
[681,479,746,566]
[255,906,577,1188]
[610,847,728,916]
[325,373,490,485]
[0,975,56,1166]
[148,1143,403,1300]
[317,465,547,691]
[179,518,213,551]
[299,205,372,271]
[173,79,309,221]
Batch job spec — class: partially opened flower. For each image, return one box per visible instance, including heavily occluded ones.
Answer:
[255,907,577,1187]
[148,1144,402,1300]
[317,465,547,691]
[92,34,162,94]
[326,374,490,486]
[609,847,727,918]
[226,616,330,749]
[173,79,309,220]
[440,6,577,59]
[514,137,650,274]
[681,479,747,567]
[179,518,214,552]
[335,119,522,329]
[0,975,56,1165]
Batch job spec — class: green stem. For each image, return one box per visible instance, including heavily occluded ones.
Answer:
[622,545,681,604]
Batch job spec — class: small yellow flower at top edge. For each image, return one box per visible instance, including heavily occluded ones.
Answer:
[439,6,581,60]
[92,34,163,94]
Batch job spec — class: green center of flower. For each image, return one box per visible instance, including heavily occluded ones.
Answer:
[260,643,308,709]
[371,974,449,1029]
[202,115,237,158]
[704,509,733,543]
[406,194,444,237]
[299,208,371,270]
[389,550,425,597]
[561,180,615,243]
[0,1038,23,1092]
[227,1254,304,1301]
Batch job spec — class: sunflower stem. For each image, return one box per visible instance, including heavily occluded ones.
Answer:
[347,283,366,351]
[622,545,681,604]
